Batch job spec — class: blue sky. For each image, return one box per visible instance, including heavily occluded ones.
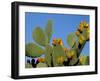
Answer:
[25,12,90,56]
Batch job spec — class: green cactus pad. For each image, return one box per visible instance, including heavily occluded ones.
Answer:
[36,63,48,68]
[45,44,53,67]
[25,43,44,57]
[52,45,67,66]
[45,20,53,43]
[67,33,77,47]
[32,27,47,46]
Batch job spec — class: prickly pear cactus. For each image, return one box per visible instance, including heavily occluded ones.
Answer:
[25,20,90,68]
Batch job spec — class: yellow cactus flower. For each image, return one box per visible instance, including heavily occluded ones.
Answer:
[75,31,80,36]
[80,35,85,41]
[78,27,83,33]
[57,38,63,46]
[79,25,84,30]
[80,22,84,27]
[52,38,63,46]
[78,38,84,44]
[67,50,74,59]
[78,22,89,32]
[83,22,89,28]
[78,22,84,31]
[57,56,64,64]
[79,56,85,64]
[38,58,45,63]
[84,23,89,28]
[76,21,89,42]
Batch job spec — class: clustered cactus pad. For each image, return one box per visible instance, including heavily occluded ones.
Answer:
[26,43,45,57]
[25,20,90,68]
